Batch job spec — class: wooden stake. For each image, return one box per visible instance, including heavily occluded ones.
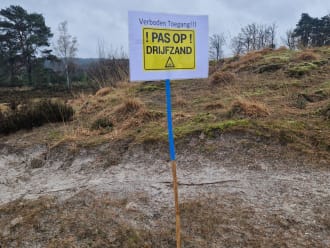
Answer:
[171,160,181,248]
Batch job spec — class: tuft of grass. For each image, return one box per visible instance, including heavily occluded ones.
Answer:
[204,102,224,110]
[294,51,321,61]
[135,109,164,123]
[228,98,270,118]
[91,117,114,130]
[209,71,236,85]
[113,98,144,121]
[276,46,288,52]
[225,52,263,71]
[255,63,283,73]
[95,87,112,97]
[319,103,330,119]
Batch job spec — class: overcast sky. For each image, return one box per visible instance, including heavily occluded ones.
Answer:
[1,0,330,58]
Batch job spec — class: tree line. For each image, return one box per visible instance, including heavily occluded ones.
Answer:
[209,12,330,61]
[0,5,329,87]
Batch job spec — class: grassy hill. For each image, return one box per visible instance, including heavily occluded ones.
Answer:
[4,46,329,161]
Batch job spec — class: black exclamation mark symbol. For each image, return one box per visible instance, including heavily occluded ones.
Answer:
[146,32,149,42]
[189,34,192,43]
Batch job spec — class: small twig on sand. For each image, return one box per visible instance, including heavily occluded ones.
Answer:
[160,180,239,186]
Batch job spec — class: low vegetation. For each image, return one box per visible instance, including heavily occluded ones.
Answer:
[0,100,74,135]
[209,71,236,85]
[1,46,329,159]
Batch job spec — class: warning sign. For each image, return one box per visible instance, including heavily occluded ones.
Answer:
[165,57,175,68]
[143,28,195,70]
[128,11,208,81]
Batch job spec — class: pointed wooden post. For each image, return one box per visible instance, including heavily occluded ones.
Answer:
[165,79,181,248]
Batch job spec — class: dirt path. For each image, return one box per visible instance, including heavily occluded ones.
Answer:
[0,135,330,247]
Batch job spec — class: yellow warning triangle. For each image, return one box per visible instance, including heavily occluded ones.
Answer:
[165,56,175,68]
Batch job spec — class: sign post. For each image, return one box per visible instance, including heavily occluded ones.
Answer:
[128,11,208,247]
[165,78,181,247]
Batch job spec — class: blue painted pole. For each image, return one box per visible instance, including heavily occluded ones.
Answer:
[165,79,176,161]
[165,79,181,248]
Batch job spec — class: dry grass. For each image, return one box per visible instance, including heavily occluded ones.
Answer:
[209,71,236,85]
[276,46,289,52]
[225,52,263,71]
[95,87,112,97]
[294,51,321,61]
[1,192,328,248]
[228,97,270,118]
[113,98,144,121]
[258,47,274,55]
[1,47,329,156]
[0,103,9,113]
[0,192,157,248]
[204,102,224,110]
[173,94,188,108]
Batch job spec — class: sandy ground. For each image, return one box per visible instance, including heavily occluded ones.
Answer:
[0,134,330,247]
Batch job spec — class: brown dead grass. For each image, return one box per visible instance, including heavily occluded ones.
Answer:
[204,102,224,110]
[276,46,289,52]
[209,71,236,85]
[1,192,328,248]
[228,97,270,118]
[113,98,144,121]
[95,87,112,97]
[225,52,263,71]
[173,94,188,108]
[295,51,321,61]
[258,47,274,55]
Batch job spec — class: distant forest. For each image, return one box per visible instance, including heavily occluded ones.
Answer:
[0,5,329,88]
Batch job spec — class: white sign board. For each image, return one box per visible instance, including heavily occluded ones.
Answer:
[128,11,208,81]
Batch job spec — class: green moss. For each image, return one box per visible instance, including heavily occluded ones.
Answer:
[264,54,291,63]
[287,62,318,77]
[193,113,216,123]
[174,119,250,139]
[319,81,330,95]
[205,119,250,134]
[91,117,113,130]
[135,122,167,143]
[136,83,164,92]
[311,59,328,66]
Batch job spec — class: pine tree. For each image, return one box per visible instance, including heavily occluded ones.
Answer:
[0,5,53,85]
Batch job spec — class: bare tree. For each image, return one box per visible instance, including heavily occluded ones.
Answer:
[231,23,277,55]
[281,29,297,50]
[87,40,128,88]
[231,35,244,56]
[209,33,226,61]
[54,21,77,89]
[268,23,277,49]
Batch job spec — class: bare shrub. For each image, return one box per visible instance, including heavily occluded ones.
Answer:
[228,98,270,118]
[209,71,236,85]
[88,58,129,89]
